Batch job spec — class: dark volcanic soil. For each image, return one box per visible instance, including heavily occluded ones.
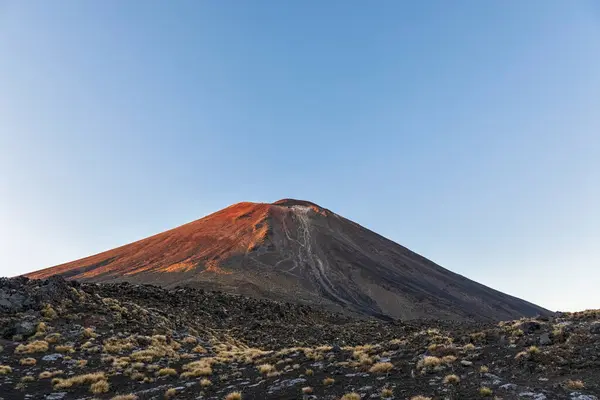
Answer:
[0,277,598,400]
[25,199,548,321]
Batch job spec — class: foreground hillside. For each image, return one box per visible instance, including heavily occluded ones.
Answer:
[26,199,548,321]
[0,277,598,400]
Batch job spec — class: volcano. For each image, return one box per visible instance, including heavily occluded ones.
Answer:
[26,199,548,320]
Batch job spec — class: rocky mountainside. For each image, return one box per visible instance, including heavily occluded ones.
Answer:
[26,199,547,321]
[0,277,598,400]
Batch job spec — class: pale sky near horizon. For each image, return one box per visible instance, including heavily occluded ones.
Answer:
[1,1,599,312]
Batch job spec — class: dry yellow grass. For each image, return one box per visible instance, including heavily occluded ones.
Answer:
[20,357,37,366]
[41,304,58,319]
[111,395,138,400]
[53,372,106,389]
[302,387,313,394]
[192,345,207,353]
[323,377,335,385]
[130,371,146,381]
[164,388,177,398]
[157,368,177,377]
[479,365,489,373]
[410,396,432,400]
[0,365,13,375]
[479,386,493,397]
[442,355,457,364]
[224,392,242,400]
[45,333,62,344]
[381,388,393,398]
[369,362,393,373]
[182,336,197,344]
[55,345,75,354]
[305,368,314,376]
[527,346,540,355]
[565,379,585,390]
[21,375,35,383]
[90,380,110,394]
[39,370,63,379]
[257,364,275,374]
[200,378,212,387]
[417,356,442,369]
[82,327,97,338]
[443,374,460,384]
[341,393,361,400]
[15,340,49,354]
[181,366,212,378]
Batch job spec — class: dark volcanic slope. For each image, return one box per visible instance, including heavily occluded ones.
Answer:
[26,199,548,320]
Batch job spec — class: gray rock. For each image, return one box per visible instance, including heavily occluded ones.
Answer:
[499,383,518,391]
[42,353,64,362]
[45,393,67,400]
[539,333,552,345]
[267,378,306,393]
[571,394,598,400]
[460,360,473,366]
[13,321,37,337]
[518,392,547,399]
[590,322,600,334]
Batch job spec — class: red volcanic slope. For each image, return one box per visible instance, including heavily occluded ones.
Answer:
[26,199,549,320]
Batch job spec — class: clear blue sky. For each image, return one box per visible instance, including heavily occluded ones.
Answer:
[1,1,599,312]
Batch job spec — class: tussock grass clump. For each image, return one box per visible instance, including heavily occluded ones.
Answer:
[200,378,212,387]
[53,372,106,389]
[15,340,49,354]
[381,388,393,398]
[192,345,207,354]
[225,392,242,400]
[443,374,460,384]
[157,368,177,377]
[257,363,275,374]
[55,345,75,353]
[417,356,442,370]
[0,365,13,375]
[164,388,177,398]
[20,357,37,366]
[103,337,135,354]
[323,377,335,385]
[565,379,585,390]
[21,375,35,383]
[111,395,138,400]
[479,365,489,373]
[82,327,97,339]
[181,366,212,378]
[341,393,361,400]
[305,368,314,376]
[442,355,457,364]
[182,336,197,345]
[462,343,476,351]
[479,386,492,397]
[369,362,393,373]
[41,304,58,319]
[527,345,540,355]
[410,396,432,400]
[130,372,146,381]
[302,387,313,394]
[39,370,63,379]
[45,333,62,344]
[90,380,110,394]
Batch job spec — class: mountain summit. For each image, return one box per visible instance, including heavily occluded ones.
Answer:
[26,199,548,320]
